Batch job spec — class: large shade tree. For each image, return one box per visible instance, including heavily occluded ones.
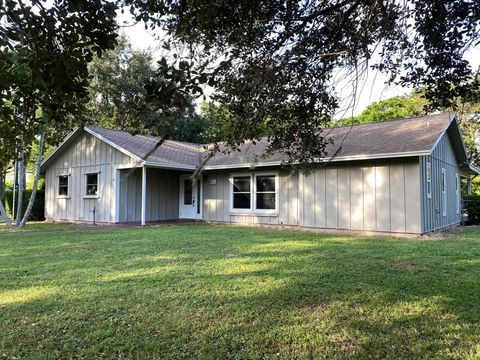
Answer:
[122,0,480,170]
[86,36,218,143]
[0,0,117,227]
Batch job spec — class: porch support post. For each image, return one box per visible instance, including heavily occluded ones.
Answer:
[468,178,472,195]
[141,165,147,226]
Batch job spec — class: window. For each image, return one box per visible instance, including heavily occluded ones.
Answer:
[183,179,193,205]
[232,176,251,209]
[441,168,447,217]
[455,173,460,215]
[58,175,69,196]
[231,173,278,213]
[255,175,276,210]
[426,162,432,198]
[197,182,201,214]
[85,173,98,196]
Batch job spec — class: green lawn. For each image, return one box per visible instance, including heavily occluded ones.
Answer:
[1,223,480,359]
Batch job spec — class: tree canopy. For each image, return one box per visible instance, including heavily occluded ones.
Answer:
[2,0,479,171]
[343,91,429,125]
[122,0,480,169]
[86,36,223,143]
[0,0,117,226]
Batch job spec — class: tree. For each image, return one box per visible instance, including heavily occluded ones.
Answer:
[87,35,155,133]
[121,0,480,171]
[342,91,429,125]
[87,36,214,143]
[0,0,118,228]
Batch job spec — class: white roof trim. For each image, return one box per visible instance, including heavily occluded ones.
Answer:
[468,163,480,176]
[115,163,144,170]
[40,127,82,168]
[203,150,430,170]
[429,112,457,154]
[84,126,143,162]
[143,161,197,171]
[204,161,282,170]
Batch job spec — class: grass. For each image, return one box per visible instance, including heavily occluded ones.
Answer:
[1,223,480,359]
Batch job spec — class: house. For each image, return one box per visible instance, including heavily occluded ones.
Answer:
[40,113,479,234]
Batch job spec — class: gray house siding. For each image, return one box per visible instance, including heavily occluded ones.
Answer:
[45,132,132,223]
[298,160,421,233]
[202,159,421,233]
[420,133,462,233]
[118,168,179,222]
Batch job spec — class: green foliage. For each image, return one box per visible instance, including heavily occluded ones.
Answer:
[87,35,156,133]
[87,36,218,144]
[456,81,480,169]
[120,0,480,169]
[470,177,480,195]
[170,112,217,144]
[463,195,480,225]
[196,103,235,143]
[2,189,45,221]
[343,91,429,125]
[0,0,119,150]
[3,1,480,171]
[0,0,118,225]
[2,224,480,357]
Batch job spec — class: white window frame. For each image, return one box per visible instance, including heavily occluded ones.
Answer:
[441,168,447,217]
[229,171,279,215]
[230,174,253,211]
[84,172,100,198]
[455,173,460,215]
[57,174,70,198]
[426,162,432,199]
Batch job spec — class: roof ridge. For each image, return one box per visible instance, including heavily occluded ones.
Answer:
[86,125,205,148]
[328,112,451,130]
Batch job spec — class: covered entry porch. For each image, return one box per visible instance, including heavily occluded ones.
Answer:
[116,165,202,225]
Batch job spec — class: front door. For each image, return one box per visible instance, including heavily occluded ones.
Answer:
[179,175,200,219]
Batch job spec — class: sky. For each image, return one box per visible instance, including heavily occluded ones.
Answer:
[118,15,480,117]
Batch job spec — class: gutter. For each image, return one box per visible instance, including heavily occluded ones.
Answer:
[202,150,430,170]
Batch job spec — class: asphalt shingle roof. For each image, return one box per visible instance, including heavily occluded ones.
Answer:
[86,126,204,166]
[86,113,452,168]
[205,113,452,166]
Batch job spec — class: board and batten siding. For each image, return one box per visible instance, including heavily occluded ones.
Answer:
[45,132,132,223]
[298,160,421,233]
[420,133,462,233]
[118,168,180,222]
[202,159,422,233]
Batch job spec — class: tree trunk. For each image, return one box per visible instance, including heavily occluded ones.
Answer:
[0,172,4,200]
[0,170,12,227]
[20,133,45,227]
[15,145,25,226]
[0,200,12,228]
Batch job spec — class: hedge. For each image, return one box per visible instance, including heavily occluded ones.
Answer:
[463,195,480,225]
[2,189,45,221]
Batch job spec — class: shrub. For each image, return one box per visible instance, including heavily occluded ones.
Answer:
[464,195,480,225]
[2,189,45,221]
